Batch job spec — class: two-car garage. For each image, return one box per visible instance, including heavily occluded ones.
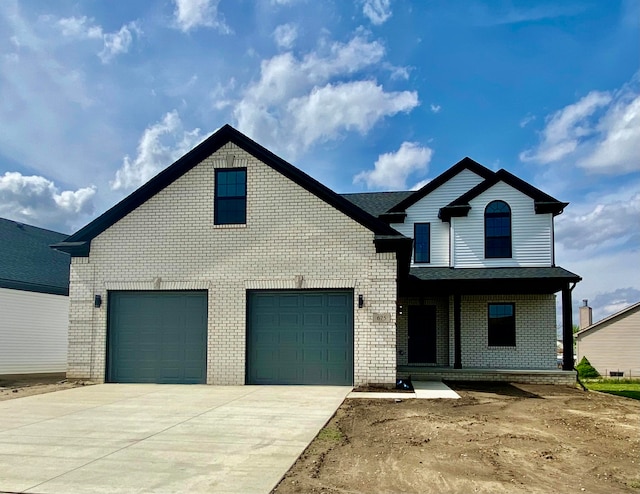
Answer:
[106,290,354,386]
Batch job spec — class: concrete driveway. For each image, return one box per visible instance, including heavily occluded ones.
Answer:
[0,384,350,494]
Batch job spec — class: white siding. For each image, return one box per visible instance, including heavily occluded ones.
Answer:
[390,169,485,267]
[452,182,553,267]
[0,288,68,374]
[576,307,640,377]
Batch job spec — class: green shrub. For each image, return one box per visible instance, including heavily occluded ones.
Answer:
[576,356,600,379]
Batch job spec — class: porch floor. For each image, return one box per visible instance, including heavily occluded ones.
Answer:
[398,366,577,385]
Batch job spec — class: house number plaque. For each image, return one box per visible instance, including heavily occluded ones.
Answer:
[373,313,392,323]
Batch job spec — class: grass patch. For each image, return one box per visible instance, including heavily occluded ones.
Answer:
[585,381,640,401]
[317,427,343,441]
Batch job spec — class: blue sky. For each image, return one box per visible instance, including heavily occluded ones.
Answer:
[0,0,638,322]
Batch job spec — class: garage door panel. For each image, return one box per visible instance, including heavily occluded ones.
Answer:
[247,290,353,385]
[107,291,207,384]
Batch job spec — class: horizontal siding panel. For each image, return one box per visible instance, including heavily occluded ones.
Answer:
[391,169,485,267]
[453,182,553,267]
[577,309,640,376]
[0,288,68,374]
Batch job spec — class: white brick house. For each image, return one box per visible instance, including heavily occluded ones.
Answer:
[53,126,580,386]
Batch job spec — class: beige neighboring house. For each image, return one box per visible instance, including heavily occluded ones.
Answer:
[575,301,640,378]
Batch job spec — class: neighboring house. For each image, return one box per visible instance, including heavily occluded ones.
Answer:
[52,125,580,386]
[0,218,70,375]
[575,301,640,378]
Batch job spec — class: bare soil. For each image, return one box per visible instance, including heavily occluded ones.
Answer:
[0,373,86,401]
[273,382,640,494]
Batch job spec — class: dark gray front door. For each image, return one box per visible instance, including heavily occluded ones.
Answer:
[408,305,437,364]
[247,290,354,385]
[107,291,207,384]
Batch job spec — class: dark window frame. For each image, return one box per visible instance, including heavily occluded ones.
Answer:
[214,168,247,225]
[487,302,516,347]
[485,200,512,258]
[414,223,430,264]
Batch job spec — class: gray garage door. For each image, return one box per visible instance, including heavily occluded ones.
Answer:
[247,290,353,385]
[107,291,207,384]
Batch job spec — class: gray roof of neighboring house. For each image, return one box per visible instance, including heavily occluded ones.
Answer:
[574,301,640,338]
[340,191,413,217]
[0,218,70,296]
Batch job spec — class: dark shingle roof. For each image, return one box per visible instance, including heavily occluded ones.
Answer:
[0,218,70,295]
[409,266,581,281]
[341,191,413,217]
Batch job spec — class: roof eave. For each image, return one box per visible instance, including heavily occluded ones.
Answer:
[50,241,91,257]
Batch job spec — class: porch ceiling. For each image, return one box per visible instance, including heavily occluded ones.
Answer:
[402,266,581,295]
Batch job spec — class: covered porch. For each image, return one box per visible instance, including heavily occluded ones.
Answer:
[396,266,582,385]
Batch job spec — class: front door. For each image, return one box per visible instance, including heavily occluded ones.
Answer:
[408,305,437,364]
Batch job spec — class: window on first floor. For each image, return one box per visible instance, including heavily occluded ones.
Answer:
[214,168,247,225]
[488,302,516,346]
[414,223,430,263]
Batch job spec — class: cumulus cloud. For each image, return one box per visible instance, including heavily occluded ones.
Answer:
[273,23,297,49]
[555,193,640,250]
[362,0,392,25]
[173,0,231,33]
[289,81,418,150]
[520,74,640,175]
[0,171,96,231]
[233,34,417,156]
[111,111,208,191]
[57,16,140,63]
[353,141,433,190]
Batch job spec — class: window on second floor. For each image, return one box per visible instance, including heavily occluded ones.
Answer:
[214,168,246,225]
[485,200,511,258]
[414,223,430,263]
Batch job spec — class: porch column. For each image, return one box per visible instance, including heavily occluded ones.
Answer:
[454,294,462,369]
[562,284,575,371]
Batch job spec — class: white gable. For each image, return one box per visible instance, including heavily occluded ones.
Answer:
[452,181,554,268]
[390,168,485,267]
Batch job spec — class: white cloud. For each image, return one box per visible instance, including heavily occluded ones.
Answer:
[430,103,441,113]
[288,81,417,150]
[520,74,640,175]
[520,91,611,164]
[111,111,208,191]
[57,16,103,39]
[0,171,96,232]
[56,16,140,63]
[555,192,640,251]
[233,34,418,156]
[99,22,140,63]
[353,141,433,190]
[173,0,231,33]
[519,113,535,128]
[273,23,297,49]
[362,0,392,25]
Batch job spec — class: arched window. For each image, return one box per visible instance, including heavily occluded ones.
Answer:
[485,200,512,258]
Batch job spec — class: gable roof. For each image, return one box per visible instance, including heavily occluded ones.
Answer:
[0,217,70,296]
[52,124,408,257]
[388,157,495,213]
[574,301,640,338]
[439,168,568,221]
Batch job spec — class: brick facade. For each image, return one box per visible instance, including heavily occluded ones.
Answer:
[67,143,397,386]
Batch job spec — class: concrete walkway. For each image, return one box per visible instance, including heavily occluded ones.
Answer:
[0,384,350,494]
[347,380,460,399]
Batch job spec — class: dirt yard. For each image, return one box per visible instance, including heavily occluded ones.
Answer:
[273,383,640,494]
[0,373,85,401]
